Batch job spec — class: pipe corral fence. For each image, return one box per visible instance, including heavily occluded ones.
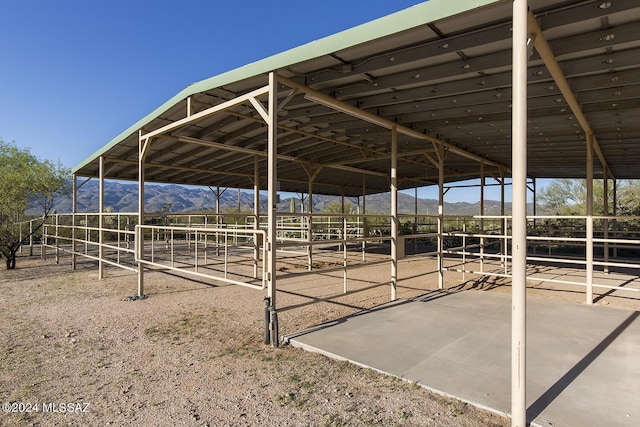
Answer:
[25,211,640,307]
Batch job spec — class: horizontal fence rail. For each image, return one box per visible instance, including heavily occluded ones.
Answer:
[22,211,640,304]
[442,215,640,301]
[135,225,266,291]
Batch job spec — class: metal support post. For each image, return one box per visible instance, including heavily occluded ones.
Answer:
[340,192,346,251]
[613,179,618,258]
[343,216,348,293]
[480,161,485,273]
[532,178,537,255]
[29,220,33,257]
[216,186,221,256]
[308,179,313,271]
[462,223,466,281]
[390,126,398,301]
[586,134,594,304]
[414,185,418,254]
[500,169,506,267]
[437,143,445,290]
[99,156,105,279]
[84,214,88,255]
[41,220,46,260]
[72,175,77,268]
[511,0,528,424]
[55,214,59,265]
[266,72,279,346]
[137,132,149,297]
[194,231,199,272]
[504,216,509,276]
[603,167,609,274]
[302,166,322,270]
[362,175,367,261]
[254,156,261,279]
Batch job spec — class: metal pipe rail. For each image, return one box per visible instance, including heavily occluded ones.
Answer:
[136,225,266,290]
[276,235,392,248]
[40,213,138,270]
[445,264,640,294]
[276,234,394,294]
[444,214,640,302]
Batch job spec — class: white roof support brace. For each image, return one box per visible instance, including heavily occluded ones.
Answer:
[140,85,270,141]
[278,75,509,172]
[176,136,388,178]
[527,11,613,179]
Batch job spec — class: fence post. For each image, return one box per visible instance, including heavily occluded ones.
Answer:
[55,214,60,265]
[29,220,34,256]
[343,216,348,293]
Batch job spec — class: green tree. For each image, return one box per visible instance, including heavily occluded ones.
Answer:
[323,200,356,214]
[617,183,640,216]
[538,178,640,216]
[0,139,69,269]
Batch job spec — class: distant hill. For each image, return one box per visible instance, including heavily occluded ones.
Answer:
[38,180,529,216]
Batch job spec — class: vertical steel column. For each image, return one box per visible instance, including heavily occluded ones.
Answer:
[343,215,348,293]
[480,161,485,273]
[267,72,279,345]
[532,178,537,217]
[216,186,221,256]
[41,216,46,261]
[55,213,60,264]
[532,178,537,255]
[613,179,618,258]
[390,126,398,301]
[511,0,528,424]
[586,133,594,304]
[99,156,105,279]
[29,219,33,257]
[414,185,418,254]
[437,144,445,290]
[341,193,345,251]
[308,179,313,271]
[500,169,506,266]
[137,132,148,297]
[254,155,260,279]
[603,167,609,274]
[362,175,367,261]
[72,174,77,268]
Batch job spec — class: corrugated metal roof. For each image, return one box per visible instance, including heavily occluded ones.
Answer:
[74,0,640,196]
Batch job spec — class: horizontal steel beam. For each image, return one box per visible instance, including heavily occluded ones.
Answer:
[141,85,270,141]
[279,75,507,171]
[528,11,611,178]
[177,136,388,178]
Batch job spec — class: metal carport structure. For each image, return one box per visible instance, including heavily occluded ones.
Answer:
[68,0,640,424]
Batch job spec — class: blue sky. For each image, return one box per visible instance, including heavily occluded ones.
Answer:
[1,0,536,203]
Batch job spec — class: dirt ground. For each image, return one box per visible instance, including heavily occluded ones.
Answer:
[1,250,637,426]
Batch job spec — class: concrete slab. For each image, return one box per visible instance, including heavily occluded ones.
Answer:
[285,290,640,427]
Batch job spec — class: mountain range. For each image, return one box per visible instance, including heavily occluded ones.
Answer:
[42,180,525,216]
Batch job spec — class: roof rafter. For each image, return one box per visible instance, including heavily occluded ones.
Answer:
[177,136,388,178]
[278,75,508,171]
[528,11,612,179]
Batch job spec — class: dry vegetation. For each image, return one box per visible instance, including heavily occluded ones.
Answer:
[2,246,638,427]
[0,252,513,426]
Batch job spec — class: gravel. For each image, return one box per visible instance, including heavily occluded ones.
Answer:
[1,253,513,427]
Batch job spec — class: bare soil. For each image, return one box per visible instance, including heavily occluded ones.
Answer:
[1,251,636,426]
